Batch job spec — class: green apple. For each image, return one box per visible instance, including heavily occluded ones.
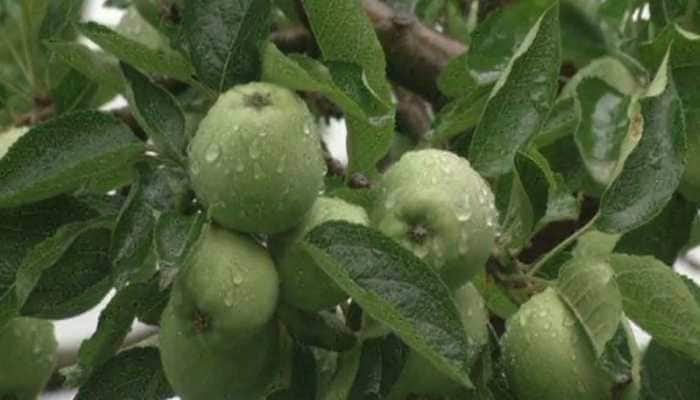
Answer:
[159,303,279,400]
[387,282,490,399]
[372,149,498,287]
[271,196,369,311]
[188,82,326,234]
[502,287,639,400]
[168,224,279,346]
[0,318,58,400]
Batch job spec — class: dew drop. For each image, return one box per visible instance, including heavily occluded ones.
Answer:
[235,162,245,173]
[205,143,221,162]
[457,211,472,222]
[233,274,243,285]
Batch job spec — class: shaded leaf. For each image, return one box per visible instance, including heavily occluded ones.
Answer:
[278,303,357,352]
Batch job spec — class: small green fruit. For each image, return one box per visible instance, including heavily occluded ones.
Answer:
[387,283,489,399]
[502,287,639,400]
[188,82,326,234]
[373,149,498,287]
[159,303,279,400]
[169,224,279,346]
[0,318,58,400]
[271,196,369,311]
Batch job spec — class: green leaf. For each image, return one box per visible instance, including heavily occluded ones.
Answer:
[597,55,686,233]
[642,339,700,399]
[556,257,623,357]
[0,196,100,326]
[51,68,98,114]
[466,0,556,89]
[534,95,582,147]
[121,62,187,163]
[183,0,271,91]
[270,343,319,400]
[277,303,357,352]
[614,194,696,264]
[39,0,83,40]
[20,226,113,320]
[497,152,551,251]
[597,323,636,388]
[111,162,189,287]
[301,0,395,176]
[607,254,700,363]
[300,222,475,389]
[13,217,113,312]
[468,3,561,178]
[74,347,174,400]
[45,41,124,93]
[429,87,490,146]
[0,111,144,208]
[574,77,634,187]
[78,22,194,81]
[320,344,362,400]
[471,272,518,320]
[154,211,205,276]
[71,284,150,386]
[641,24,700,70]
[348,338,383,399]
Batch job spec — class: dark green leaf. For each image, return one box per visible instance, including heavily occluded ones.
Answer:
[51,68,98,114]
[71,283,150,386]
[471,272,518,319]
[154,211,205,277]
[320,344,362,400]
[349,338,383,400]
[0,196,100,326]
[78,22,193,81]
[39,0,83,40]
[0,111,144,208]
[429,87,490,146]
[597,323,636,388]
[597,57,686,233]
[278,303,357,352]
[74,347,174,400]
[641,24,700,71]
[642,339,700,400]
[468,3,561,177]
[111,162,189,287]
[20,226,113,320]
[120,62,187,163]
[300,222,474,389]
[12,217,113,325]
[607,254,700,363]
[534,95,582,147]
[134,273,171,326]
[183,0,271,91]
[45,41,124,93]
[614,194,696,264]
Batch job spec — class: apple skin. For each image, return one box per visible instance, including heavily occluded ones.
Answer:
[372,149,498,288]
[188,82,326,234]
[270,196,369,312]
[386,283,490,399]
[159,303,279,400]
[168,224,279,347]
[502,287,640,400]
[0,317,58,400]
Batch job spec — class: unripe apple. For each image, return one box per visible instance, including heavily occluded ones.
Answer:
[0,318,58,400]
[372,149,498,288]
[188,82,326,234]
[271,196,369,311]
[168,224,279,346]
[502,287,639,400]
[159,303,279,400]
[387,283,490,399]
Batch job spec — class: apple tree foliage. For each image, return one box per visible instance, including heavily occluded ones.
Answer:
[1,0,700,399]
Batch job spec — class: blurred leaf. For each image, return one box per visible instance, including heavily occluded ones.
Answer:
[301,222,475,389]
[557,257,623,356]
[39,0,83,40]
[597,55,686,233]
[183,0,272,91]
[74,347,174,400]
[468,3,561,177]
[597,323,636,388]
[45,41,124,93]
[51,68,98,114]
[270,343,318,400]
[320,344,362,400]
[78,22,194,81]
[121,62,187,163]
[608,254,700,363]
[642,339,700,399]
[471,272,518,319]
[0,111,144,208]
